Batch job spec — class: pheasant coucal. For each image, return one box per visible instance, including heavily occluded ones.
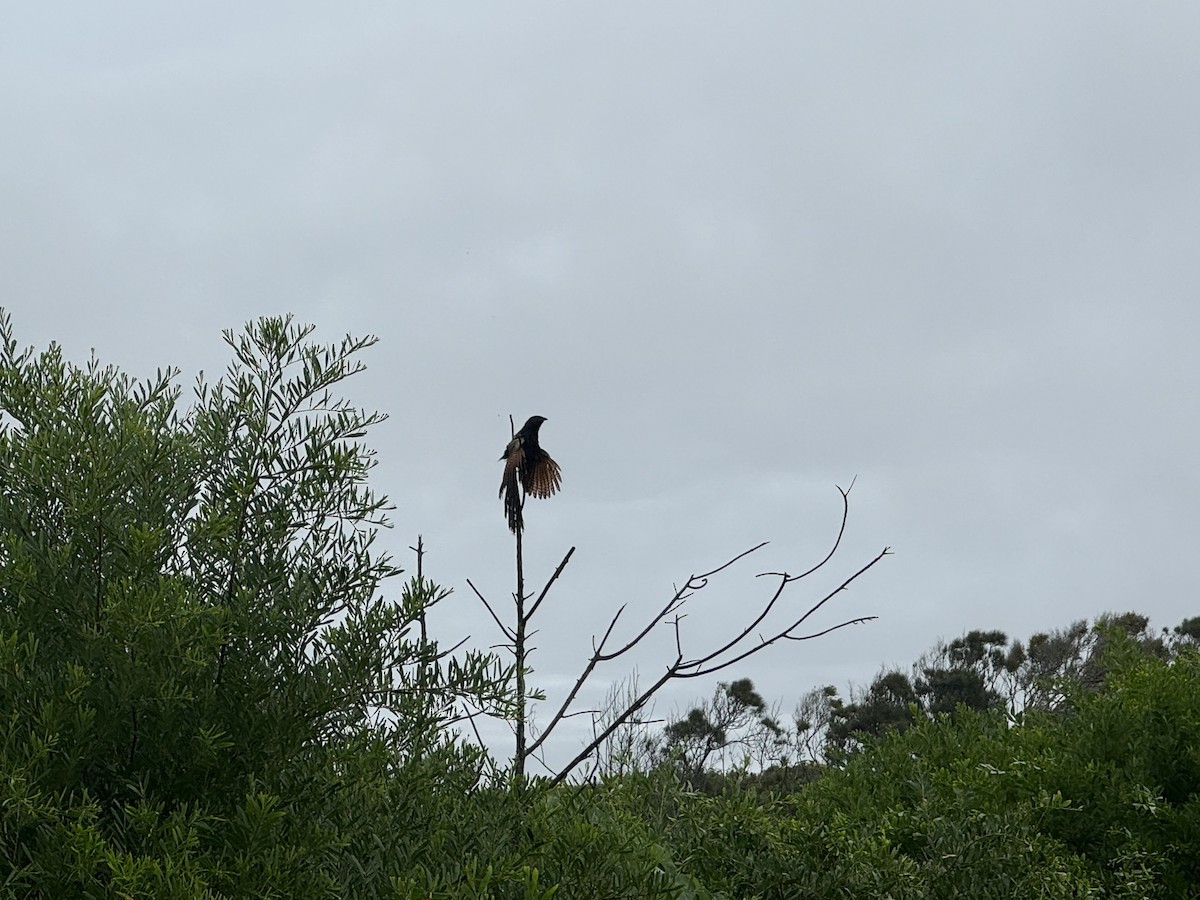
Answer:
[499,415,561,533]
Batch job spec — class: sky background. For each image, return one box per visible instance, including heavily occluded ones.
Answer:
[3,3,1199,773]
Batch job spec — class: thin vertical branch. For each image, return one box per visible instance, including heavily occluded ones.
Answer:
[514,494,527,780]
[411,534,427,646]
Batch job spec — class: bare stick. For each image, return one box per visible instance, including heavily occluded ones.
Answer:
[529,546,576,619]
[468,578,515,643]
[541,497,888,783]
[514,517,526,779]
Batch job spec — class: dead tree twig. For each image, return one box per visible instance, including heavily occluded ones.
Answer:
[472,477,889,785]
[539,483,888,785]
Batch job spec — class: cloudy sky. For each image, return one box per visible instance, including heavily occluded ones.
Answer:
[4,3,1199,771]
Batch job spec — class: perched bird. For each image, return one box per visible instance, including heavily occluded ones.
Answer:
[499,415,561,533]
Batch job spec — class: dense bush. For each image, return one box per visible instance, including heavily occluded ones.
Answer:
[0,314,511,897]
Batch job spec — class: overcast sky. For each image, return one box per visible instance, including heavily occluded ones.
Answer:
[4,3,1199,772]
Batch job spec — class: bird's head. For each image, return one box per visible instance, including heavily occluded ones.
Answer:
[521,415,548,433]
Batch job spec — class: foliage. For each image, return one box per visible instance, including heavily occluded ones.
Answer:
[660,678,785,784]
[0,312,512,897]
[3,310,1199,897]
[615,640,1200,897]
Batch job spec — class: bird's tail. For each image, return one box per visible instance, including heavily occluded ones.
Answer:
[501,467,523,533]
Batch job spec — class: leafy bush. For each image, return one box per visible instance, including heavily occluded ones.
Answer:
[0,313,511,896]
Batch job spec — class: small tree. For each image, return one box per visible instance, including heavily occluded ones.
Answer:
[0,311,512,895]
[826,669,921,757]
[470,451,890,783]
[660,678,787,785]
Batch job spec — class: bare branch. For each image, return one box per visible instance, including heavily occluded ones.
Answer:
[467,578,515,643]
[527,545,769,757]
[525,652,603,756]
[528,545,576,618]
[486,473,887,787]
[685,546,891,678]
[595,604,628,653]
[602,542,770,661]
[786,546,892,634]
[783,616,879,642]
[549,666,677,786]
[698,541,770,580]
[689,574,789,668]
[544,526,887,782]
[758,483,850,582]
[695,617,880,679]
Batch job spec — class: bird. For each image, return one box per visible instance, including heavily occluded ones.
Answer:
[499,415,561,533]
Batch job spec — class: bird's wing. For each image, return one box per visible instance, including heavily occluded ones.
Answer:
[524,453,562,498]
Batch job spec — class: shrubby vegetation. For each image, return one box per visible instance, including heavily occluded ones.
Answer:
[2,312,1198,897]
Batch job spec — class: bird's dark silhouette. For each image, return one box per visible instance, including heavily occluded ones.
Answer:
[499,415,561,533]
